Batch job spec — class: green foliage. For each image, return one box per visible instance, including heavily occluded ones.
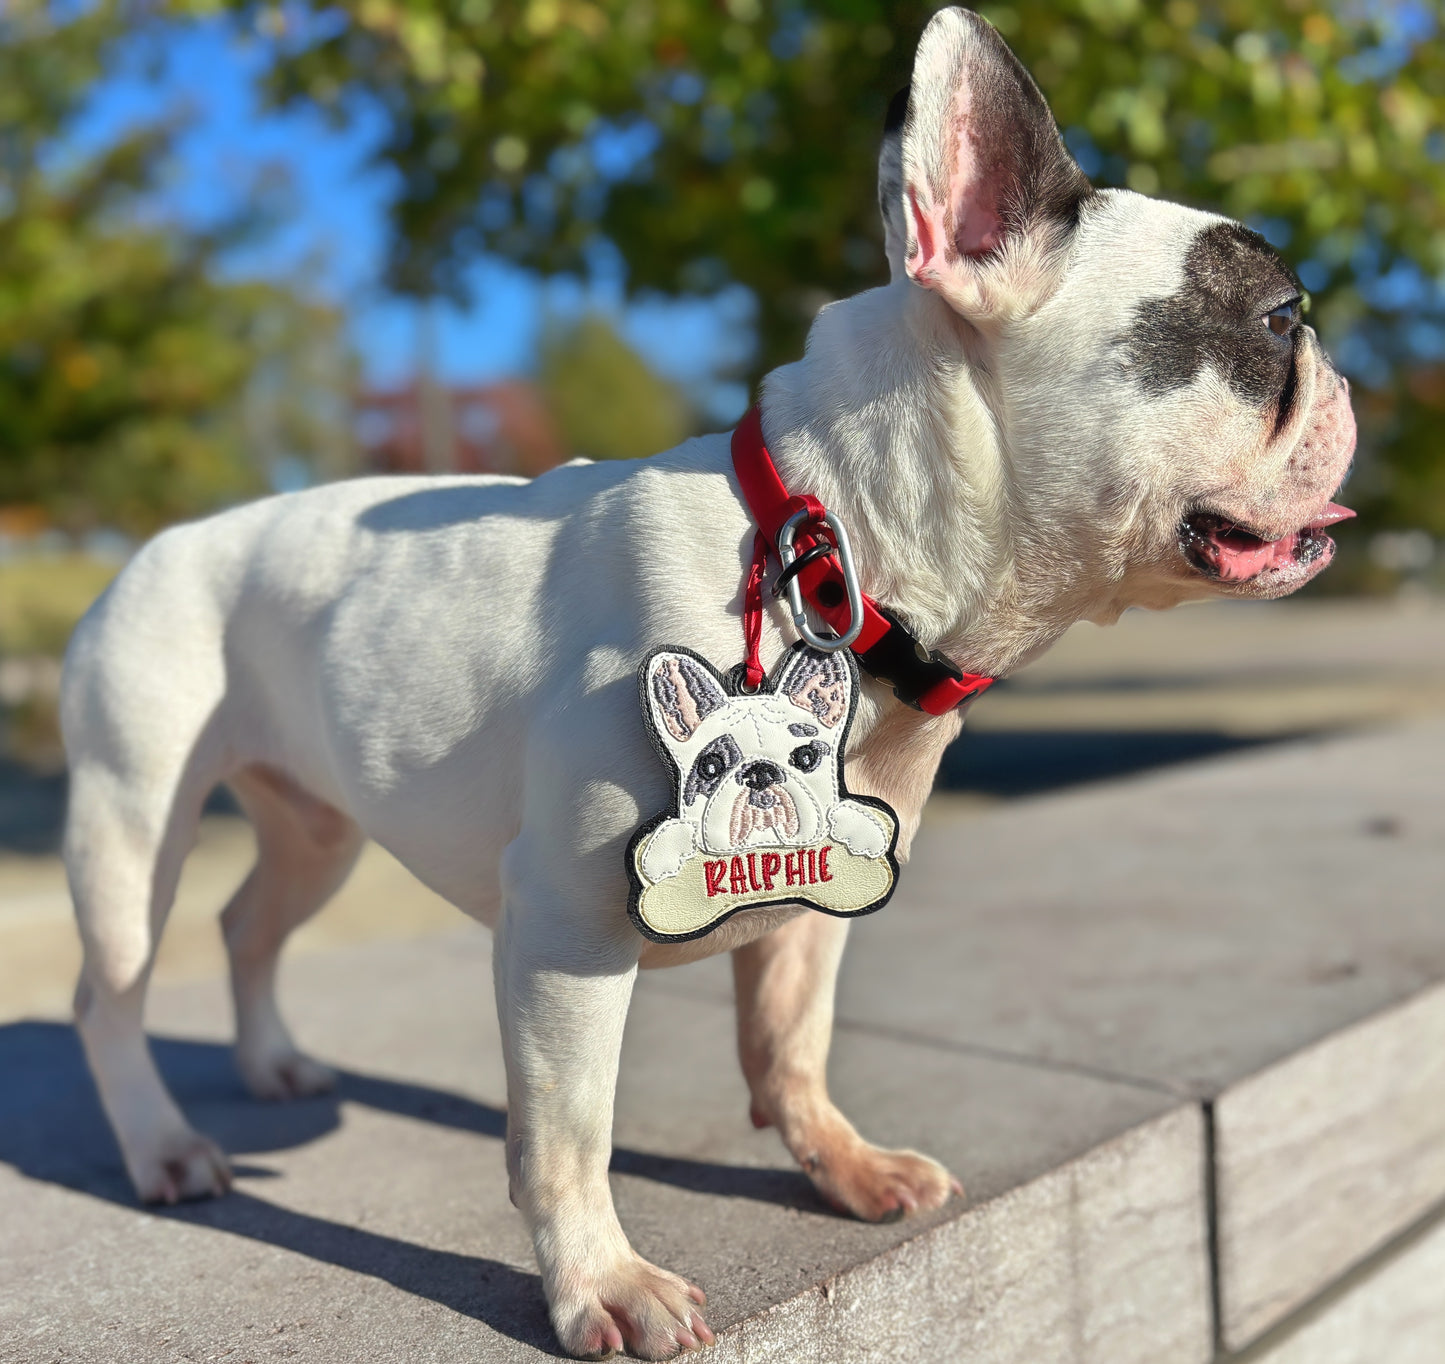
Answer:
[0,1,348,535]
[220,3,1440,342]
[539,313,692,461]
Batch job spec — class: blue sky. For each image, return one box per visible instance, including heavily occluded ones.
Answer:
[71,18,753,418]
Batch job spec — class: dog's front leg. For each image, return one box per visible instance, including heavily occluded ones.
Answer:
[494,883,713,1360]
[734,912,961,1221]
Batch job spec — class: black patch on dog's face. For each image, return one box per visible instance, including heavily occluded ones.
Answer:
[1121,223,1303,407]
[684,734,741,806]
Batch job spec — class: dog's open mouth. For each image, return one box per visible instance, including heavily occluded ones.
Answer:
[1180,504,1354,584]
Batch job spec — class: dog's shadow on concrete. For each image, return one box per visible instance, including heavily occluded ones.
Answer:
[0,1020,824,1355]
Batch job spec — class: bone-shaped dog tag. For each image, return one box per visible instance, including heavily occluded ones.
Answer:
[626,642,901,943]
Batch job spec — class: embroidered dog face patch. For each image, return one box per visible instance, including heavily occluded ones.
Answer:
[626,642,900,943]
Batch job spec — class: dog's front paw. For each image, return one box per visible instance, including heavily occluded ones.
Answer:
[828,801,890,858]
[551,1254,713,1360]
[639,819,695,884]
[804,1137,960,1224]
[127,1127,233,1205]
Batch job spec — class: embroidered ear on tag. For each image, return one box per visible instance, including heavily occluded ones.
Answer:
[626,642,901,944]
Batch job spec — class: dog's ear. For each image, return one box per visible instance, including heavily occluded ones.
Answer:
[899,7,1090,320]
[776,648,851,730]
[646,652,728,746]
[878,86,910,283]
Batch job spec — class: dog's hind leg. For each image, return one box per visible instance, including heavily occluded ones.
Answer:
[733,911,961,1222]
[221,765,362,1100]
[66,741,232,1204]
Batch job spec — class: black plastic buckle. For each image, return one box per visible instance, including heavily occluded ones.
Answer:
[855,604,967,711]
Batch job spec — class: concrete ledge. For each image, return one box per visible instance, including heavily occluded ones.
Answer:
[1238,1206,1445,1364]
[1215,982,1445,1347]
[3,718,1444,1361]
[708,1109,1208,1364]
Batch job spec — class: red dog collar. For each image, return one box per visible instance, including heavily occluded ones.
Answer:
[730,407,995,715]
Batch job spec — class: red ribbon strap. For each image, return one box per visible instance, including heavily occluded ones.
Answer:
[742,529,768,691]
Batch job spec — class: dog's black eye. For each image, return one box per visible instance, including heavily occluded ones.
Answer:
[1263,301,1298,337]
[697,754,724,782]
[789,741,827,773]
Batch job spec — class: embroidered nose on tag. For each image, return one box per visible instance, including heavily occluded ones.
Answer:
[626,642,900,944]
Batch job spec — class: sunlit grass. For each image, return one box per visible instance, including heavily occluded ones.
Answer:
[0,554,119,658]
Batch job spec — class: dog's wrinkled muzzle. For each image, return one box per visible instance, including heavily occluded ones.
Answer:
[729,784,800,845]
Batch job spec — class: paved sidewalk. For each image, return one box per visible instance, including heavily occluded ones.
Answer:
[0,819,460,1024]
[948,595,1445,794]
[3,716,1444,1362]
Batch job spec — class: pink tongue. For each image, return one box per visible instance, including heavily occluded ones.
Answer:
[1206,503,1354,581]
[1305,502,1355,529]
[1210,533,1297,581]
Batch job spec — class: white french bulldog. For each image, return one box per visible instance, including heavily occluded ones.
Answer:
[61,8,1357,1359]
[638,645,892,889]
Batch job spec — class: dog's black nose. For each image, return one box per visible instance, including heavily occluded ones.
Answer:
[738,760,784,791]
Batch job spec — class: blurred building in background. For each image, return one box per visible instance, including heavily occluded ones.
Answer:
[355,379,565,478]
[352,312,694,479]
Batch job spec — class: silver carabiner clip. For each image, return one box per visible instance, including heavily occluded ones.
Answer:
[776,508,865,653]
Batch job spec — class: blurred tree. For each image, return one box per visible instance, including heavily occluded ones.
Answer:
[243,299,362,491]
[200,3,1442,350]
[1355,365,1445,535]
[0,0,348,535]
[197,0,1442,529]
[539,312,692,461]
